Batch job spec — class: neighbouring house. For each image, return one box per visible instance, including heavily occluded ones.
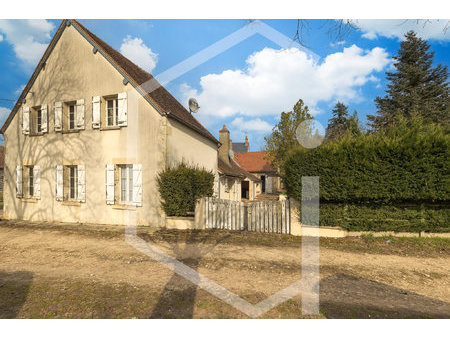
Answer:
[235,150,282,194]
[0,19,219,226]
[231,136,249,153]
[0,145,4,197]
[217,126,261,201]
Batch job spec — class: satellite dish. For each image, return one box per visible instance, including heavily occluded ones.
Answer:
[188,98,200,113]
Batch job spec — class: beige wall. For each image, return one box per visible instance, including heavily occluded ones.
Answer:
[166,118,217,173]
[217,176,241,201]
[2,25,216,227]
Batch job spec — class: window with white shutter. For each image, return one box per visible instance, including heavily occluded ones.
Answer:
[56,165,64,201]
[22,107,30,135]
[77,165,85,202]
[92,96,101,129]
[105,164,115,204]
[16,165,23,198]
[132,164,142,206]
[117,92,127,126]
[40,104,48,133]
[54,102,62,132]
[33,166,40,199]
[76,99,85,130]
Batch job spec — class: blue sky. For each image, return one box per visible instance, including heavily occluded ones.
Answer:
[0,19,448,149]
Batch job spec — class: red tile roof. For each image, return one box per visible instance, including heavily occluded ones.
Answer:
[234,151,277,173]
[218,157,261,181]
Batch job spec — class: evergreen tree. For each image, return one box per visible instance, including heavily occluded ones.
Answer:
[265,99,313,167]
[326,102,360,140]
[368,31,449,131]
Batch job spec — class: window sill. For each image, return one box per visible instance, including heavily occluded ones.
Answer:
[61,200,82,206]
[62,129,80,134]
[21,198,39,203]
[112,204,137,210]
[28,132,46,137]
[101,126,121,131]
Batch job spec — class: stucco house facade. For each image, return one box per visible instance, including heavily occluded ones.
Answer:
[0,19,219,226]
[235,151,282,194]
[217,126,261,201]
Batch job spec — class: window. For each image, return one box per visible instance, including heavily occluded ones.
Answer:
[69,166,77,200]
[119,165,133,203]
[36,109,42,133]
[28,166,34,197]
[106,98,119,126]
[69,103,76,130]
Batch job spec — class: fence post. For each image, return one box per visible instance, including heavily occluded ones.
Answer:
[228,200,232,230]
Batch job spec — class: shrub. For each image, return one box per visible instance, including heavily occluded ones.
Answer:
[283,122,450,232]
[157,163,214,217]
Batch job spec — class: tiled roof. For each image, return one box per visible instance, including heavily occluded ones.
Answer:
[234,151,277,173]
[1,19,218,145]
[231,142,249,153]
[218,157,261,182]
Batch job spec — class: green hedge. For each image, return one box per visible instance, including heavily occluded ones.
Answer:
[157,163,214,217]
[299,202,450,233]
[283,123,450,232]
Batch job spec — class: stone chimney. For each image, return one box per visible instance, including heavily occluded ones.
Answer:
[219,125,231,165]
[244,136,249,151]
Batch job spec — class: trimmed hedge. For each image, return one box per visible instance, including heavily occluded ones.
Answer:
[283,124,450,232]
[158,163,214,217]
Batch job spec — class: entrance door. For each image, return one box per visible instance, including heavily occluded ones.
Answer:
[241,180,249,199]
[261,175,265,193]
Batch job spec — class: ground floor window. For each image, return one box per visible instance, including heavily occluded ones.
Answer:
[68,166,77,200]
[119,164,133,203]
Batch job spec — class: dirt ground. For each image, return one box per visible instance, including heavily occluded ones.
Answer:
[0,220,449,318]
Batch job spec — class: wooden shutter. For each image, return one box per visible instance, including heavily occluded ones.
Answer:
[92,96,101,129]
[117,92,127,126]
[77,165,86,202]
[132,164,142,206]
[22,107,30,135]
[33,165,41,199]
[76,99,85,129]
[16,165,23,198]
[56,165,64,201]
[105,164,115,205]
[41,104,48,133]
[54,102,62,132]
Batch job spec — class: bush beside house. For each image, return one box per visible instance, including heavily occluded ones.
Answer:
[158,163,214,217]
[283,123,450,232]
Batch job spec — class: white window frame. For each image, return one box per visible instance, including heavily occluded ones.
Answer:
[68,165,78,200]
[36,109,42,133]
[119,164,134,204]
[68,103,76,130]
[106,97,119,127]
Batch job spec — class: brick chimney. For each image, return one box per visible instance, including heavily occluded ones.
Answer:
[244,136,249,151]
[219,125,231,165]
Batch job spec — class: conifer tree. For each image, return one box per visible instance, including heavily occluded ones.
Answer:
[326,102,360,140]
[368,31,449,131]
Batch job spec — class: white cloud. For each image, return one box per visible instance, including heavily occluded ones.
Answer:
[119,35,158,72]
[0,34,3,42]
[181,46,390,120]
[330,40,346,47]
[231,117,272,133]
[0,19,54,66]
[354,19,450,41]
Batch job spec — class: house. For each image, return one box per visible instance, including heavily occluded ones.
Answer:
[231,136,249,153]
[235,151,282,194]
[0,19,219,226]
[217,126,261,201]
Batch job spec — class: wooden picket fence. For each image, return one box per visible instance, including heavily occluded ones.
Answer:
[204,197,291,234]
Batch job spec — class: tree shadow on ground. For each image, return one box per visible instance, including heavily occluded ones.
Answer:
[149,230,231,319]
[0,270,33,318]
[320,273,450,319]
